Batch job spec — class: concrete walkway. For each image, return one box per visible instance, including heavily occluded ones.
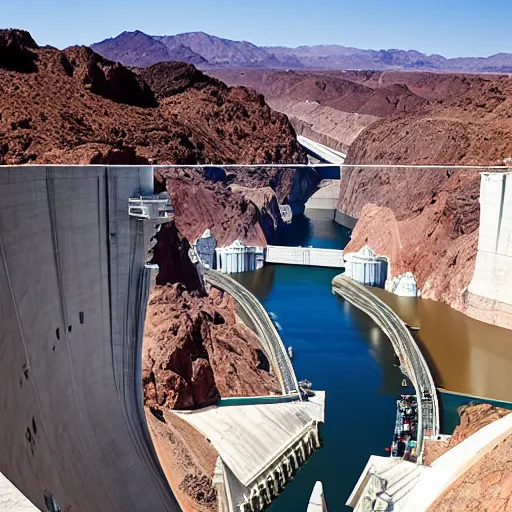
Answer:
[0,473,37,511]
[332,275,439,460]
[205,269,300,396]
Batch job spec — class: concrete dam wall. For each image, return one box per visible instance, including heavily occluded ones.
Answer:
[0,166,179,511]
[266,245,344,268]
[467,172,512,329]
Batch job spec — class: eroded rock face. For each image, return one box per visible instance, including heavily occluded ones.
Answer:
[338,76,512,318]
[156,166,320,250]
[138,61,214,99]
[63,46,157,107]
[142,284,280,411]
[151,222,204,292]
[0,29,38,73]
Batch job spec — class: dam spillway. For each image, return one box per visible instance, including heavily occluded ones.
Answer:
[265,245,344,268]
[0,166,179,511]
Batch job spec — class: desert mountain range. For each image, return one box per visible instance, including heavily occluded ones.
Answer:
[91,30,512,72]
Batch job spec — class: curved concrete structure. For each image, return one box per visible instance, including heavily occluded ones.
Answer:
[0,166,179,511]
[297,135,346,166]
[332,275,439,458]
[204,269,300,396]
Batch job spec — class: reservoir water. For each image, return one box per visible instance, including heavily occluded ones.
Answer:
[233,210,512,510]
[233,212,404,511]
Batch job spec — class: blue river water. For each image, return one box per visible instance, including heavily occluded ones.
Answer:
[232,213,404,511]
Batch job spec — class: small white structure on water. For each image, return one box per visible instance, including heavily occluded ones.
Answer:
[344,246,388,288]
[386,272,419,297]
[280,204,293,224]
[193,229,217,269]
[215,240,264,274]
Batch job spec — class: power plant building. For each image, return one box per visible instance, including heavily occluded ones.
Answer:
[343,246,388,288]
[216,240,264,274]
[193,229,217,269]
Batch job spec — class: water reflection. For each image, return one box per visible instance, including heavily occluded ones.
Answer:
[370,287,512,403]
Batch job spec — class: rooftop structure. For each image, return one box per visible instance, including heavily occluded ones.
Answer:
[178,392,325,512]
[216,240,265,274]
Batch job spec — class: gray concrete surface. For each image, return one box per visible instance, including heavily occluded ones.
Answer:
[297,135,346,165]
[305,180,340,211]
[0,472,38,511]
[0,166,179,511]
[468,172,512,328]
[177,392,325,512]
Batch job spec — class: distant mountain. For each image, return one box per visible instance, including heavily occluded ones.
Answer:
[91,31,512,73]
[91,31,208,68]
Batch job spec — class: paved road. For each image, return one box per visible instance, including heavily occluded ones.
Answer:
[332,275,439,461]
[204,269,300,396]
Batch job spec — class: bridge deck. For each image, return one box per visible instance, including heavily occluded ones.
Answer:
[297,135,347,165]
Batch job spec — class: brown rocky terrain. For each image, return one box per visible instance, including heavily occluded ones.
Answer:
[0,30,305,166]
[144,223,280,411]
[423,404,512,511]
[210,69,429,152]
[143,282,280,411]
[341,75,512,319]
[143,223,280,511]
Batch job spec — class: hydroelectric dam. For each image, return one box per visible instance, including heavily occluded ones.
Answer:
[0,165,179,511]
[0,165,325,512]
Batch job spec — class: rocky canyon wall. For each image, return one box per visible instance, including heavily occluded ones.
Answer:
[338,74,512,327]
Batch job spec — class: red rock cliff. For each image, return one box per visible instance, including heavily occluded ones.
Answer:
[339,76,512,319]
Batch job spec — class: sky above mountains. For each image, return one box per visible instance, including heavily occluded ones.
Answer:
[3,0,511,58]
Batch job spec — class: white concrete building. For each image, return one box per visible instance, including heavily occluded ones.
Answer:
[216,240,264,274]
[193,229,217,269]
[344,246,388,288]
[386,272,418,297]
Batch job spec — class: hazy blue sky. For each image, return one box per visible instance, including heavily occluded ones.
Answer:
[2,0,510,57]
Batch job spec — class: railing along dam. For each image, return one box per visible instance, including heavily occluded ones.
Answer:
[204,269,300,396]
[0,166,179,511]
[266,245,344,268]
[332,275,440,462]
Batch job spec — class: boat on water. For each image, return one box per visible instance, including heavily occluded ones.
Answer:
[390,395,419,462]
[287,346,294,359]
